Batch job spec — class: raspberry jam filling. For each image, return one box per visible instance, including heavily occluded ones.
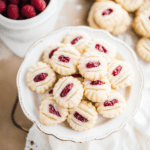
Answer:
[60,83,74,97]
[58,55,70,63]
[95,44,107,53]
[49,47,59,59]
[48,89,53,94]
[33,73,48,82]
[74,111,88,122]
[102,8,113,16]
[49,104,61,117]
[149,16,150,20]
[112,65,122,76]
[104,99,119,107]
[71,36,82,45]
[72,73,82,78]
[86,61,100,68]
[90,80,105,85]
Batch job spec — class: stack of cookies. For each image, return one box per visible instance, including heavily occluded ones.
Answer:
[88,0,150,62]
[26,31,134,131]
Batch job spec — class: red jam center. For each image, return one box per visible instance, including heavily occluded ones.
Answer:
[58,55,70,63]
[60,83,74,97]
[104,99,118,107]
[102,8,113,16]
[71,36,82,45]
[86,61,100,68]
[72,73,82,78]
[74,111,88,122]
[33,73,48,82]
[95,44,107,53]
[49,104,61,117]
[149,16,150,20]
[112,65,122,76]
[90,80,105,85]
[48,89,53,94]
[49,47,59,59]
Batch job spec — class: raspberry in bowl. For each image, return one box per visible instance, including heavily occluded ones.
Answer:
[0,0,66,57]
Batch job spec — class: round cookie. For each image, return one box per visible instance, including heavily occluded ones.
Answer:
[107,60,134,90]
[50,45,80,75]
[43,43,65,66]
[136,38,150,62]
[39,99,68,125]
[88,1,131,35]
[26,62,56,94]
[96,92,126,118]
[67,100,98,131]
[63,31,91,54]
[132,9,150,38]
[83,77,111,102]
[115,0,143,12]
[41,87,54,101]
[85,39,117,63]
[53,76,84,108]
[78,52,107,80]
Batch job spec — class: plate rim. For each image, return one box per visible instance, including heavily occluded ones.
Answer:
[17,26,144,143]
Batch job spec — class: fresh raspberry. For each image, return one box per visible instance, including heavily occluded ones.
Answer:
[0,1,6,13]
[9,0,19,5]
[7,4,19,19]
[31,0,46,12]
[21,4,36,18]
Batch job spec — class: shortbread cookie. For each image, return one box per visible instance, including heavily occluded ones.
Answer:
[96,92,126,118]
[50,45,80,75]
[78,52,107,80]
[63,31,91,53]
[26,62,56,94]
[41,87,54,101]
[88,1,131,35]
[39,99,68,125]
[115,0,143,12]
[83,77,111,102]
[53,76,84,108]
[67,100,98,131]
[85,39,116,63]
[132,9,150,38]
[136,38,150,62]
[43,43,65,66]
[107,60,134,90]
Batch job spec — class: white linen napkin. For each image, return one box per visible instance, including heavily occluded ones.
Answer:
[25,27,150,150]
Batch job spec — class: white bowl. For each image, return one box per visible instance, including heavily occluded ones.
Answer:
[0,0,66,58]
[17,26,144,143]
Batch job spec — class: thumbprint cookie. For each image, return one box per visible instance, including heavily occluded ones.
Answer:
[96,92,126,118]
[83,77,111,102]
[85,39,116,63]
[53,76,84,108]
[63,31,91,54]
[50,45,80,75]
[40,99,68,125]
[78,52,107,80]
[26,62,56,94]
[67,100,98,131]
[107,60,134,90]
[88,1,131,35]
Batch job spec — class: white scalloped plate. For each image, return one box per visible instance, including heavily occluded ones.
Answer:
[17,26,144,143]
